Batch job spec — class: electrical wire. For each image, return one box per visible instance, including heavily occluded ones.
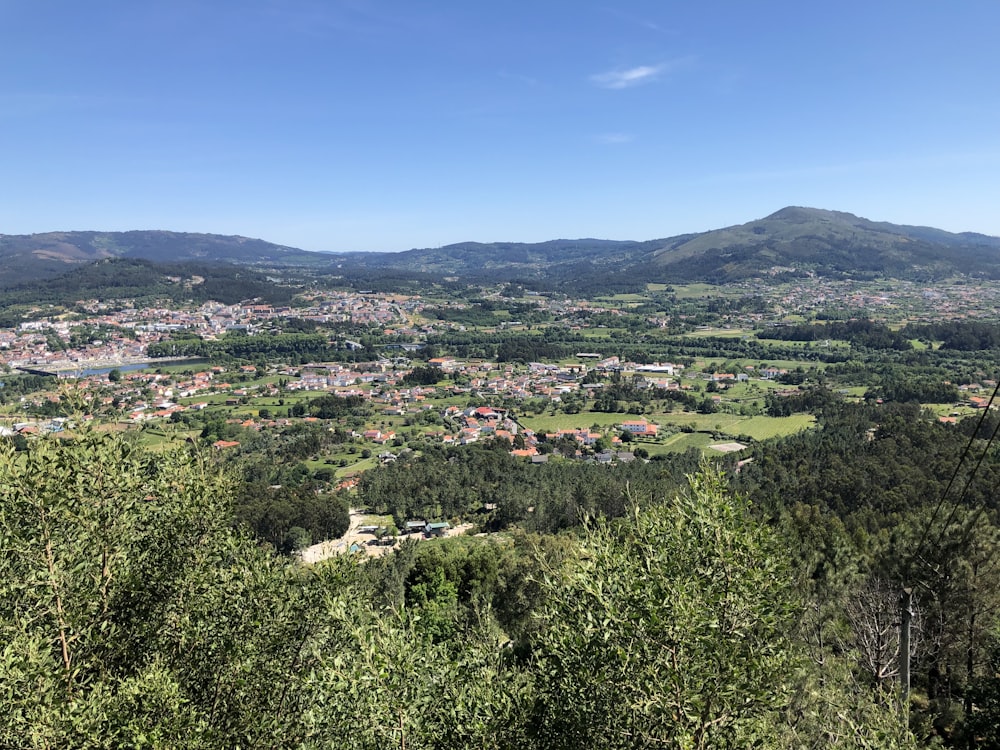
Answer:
[902,377,1000,585]
[920,406,1000,573]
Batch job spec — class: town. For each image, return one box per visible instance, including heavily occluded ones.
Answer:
[2,276,998,560]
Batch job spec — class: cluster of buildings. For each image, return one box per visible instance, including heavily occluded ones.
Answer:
[0,291,416,372]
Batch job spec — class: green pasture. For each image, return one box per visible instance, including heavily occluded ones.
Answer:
[754,336,852,351]
[645,431,713,454]
[656,412,814,440]
[669,284,731,299]
[355,512,395,527]
[578,328,618,339]
[337,457,377,478]
[519,408,814,443]
[737,414,815,439]
[839,386,868,398]
[518,411,634,434]
[683,328,752,339]
[134,426,200,450]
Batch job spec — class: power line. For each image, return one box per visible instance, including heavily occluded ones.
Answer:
[921,404,1000,570]
[897,378,1000,708]
[903,378,1000,585]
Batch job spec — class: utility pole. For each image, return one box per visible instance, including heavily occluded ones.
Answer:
[900,587,913,708]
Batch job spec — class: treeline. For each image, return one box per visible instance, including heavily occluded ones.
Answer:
[425,300,551,328]
[764,384,842,416]
[825,352,999,392]
[866,376,960,404]
[904,320,1000,350]
[627,335,849,365]
[235,481,349,553]
[762,318,1000,353]
[741,400,999,518]
[591,373,701,413]
[735,399,1000,743]
[0,373,56,404]
[760,318,912,349]
[148,331,369,362]
[427,329,583,363]
[357,441,703,532]
[428,329,850,366]
[191,414,360,551]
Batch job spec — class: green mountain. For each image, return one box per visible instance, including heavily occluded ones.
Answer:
[334,207,1000,287]
[0,258,296,311]
[6,208,1000,293]
[648,207,1000,282]
[0,230,323,285]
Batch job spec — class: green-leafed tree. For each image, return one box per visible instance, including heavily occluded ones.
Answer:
[528,466,799,749]
[0,431,324,747]
[0,430,534,749]
[299,604,531,750]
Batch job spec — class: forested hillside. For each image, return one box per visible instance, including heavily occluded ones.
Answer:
[0,258,297,310]
[8,208,1000,295]
[0,230,319,284]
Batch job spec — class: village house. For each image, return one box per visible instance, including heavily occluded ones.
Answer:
[620,419,658,437]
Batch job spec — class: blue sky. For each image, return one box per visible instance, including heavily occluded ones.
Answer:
[2,1,998,252]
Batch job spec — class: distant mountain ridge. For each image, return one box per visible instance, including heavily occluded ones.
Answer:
[647,207,1000,282]
[334,207,1000,287]
[5,208,1000,291]
[0,230,321,284]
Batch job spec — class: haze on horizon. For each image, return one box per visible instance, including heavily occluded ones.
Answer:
[1,1,998,253]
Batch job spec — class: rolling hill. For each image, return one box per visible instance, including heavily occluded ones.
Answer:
[0,258,297,315]
[5,208,1000,293]
[330,207,1000,287]
[0,230,323,285]
[647,207,1000,282]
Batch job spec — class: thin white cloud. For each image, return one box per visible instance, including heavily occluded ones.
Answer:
[591,65,664,89]
[595,133,634,144]
[498,69,540,88]
[599,7,672,34]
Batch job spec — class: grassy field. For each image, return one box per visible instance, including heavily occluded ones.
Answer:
[519,409,815,442]
[519,412,632,433]
[644,431,713,454]
[355,512,394,527]
[754,337,852,352]
[578,327,620,339]
[135,426,200,450]
[336,456,377,478]
[736,414,815,439]
[670,284,732,300]
[683,328,753,338]
[654,412,815,439]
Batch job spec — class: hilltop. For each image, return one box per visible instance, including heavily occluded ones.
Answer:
[325,207,1000,288]
[647,207,1000,282]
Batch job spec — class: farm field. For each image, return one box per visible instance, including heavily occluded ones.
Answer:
[518,411,637,433]
[655,413,815,440]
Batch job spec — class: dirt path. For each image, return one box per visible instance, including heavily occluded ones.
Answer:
[298,512,475,564]
[299,508,373,564]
